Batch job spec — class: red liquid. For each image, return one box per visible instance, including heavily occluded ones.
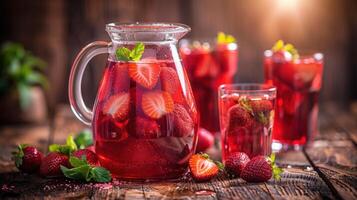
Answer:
[264,53,323,146]
[180,44,238,133]
[219,94,275,161]
[93,60,198,180]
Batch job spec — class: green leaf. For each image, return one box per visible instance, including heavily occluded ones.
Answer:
[49,144,60,152]
[215,161,225,171]
[130,42,145,61]
[217,32,236,44]
[90,167,112,182]
[61,165,91,181]
[257,112,268,126]
[239,97,254,116]
[12,144,28,168]
[66,135,78,152]
[74,129,93,149]
[271,40,299,60]
[268,153,283,181]
[69,156,87,168]
[115,43,145,62]
[115,47,131,61]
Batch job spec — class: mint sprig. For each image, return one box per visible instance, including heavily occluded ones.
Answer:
[239,97,254,116]
[74,129,93,149]
[61,156,111,183]
[267,153,283,181]
[12,144,28,168]
[116,42,145,61]
[217,32,236,44]
[271,40,299,60]
[257,112,269,126]
[49,135,77,155]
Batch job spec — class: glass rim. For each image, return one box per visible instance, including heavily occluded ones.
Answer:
[180,38,238,50]
[106,22,191,34]
[264,49,323,61]
[218,83,277,93]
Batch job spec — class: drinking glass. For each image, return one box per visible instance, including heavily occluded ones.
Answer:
[180,40,238,133]
[264,50,323,150]
[218,84,276,162]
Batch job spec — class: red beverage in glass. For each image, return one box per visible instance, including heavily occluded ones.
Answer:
[180,41,238,133]
[93,59,198,179]
[69,23,198,180]
[218,84,276,161]
[264,48,323,149]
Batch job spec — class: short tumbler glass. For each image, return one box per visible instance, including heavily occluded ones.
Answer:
[218,84,276,162]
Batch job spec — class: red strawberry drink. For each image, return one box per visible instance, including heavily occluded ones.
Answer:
[180,32,238,133]
[218,84,276,162]
[264,40,323,149]
[69,23,198,180]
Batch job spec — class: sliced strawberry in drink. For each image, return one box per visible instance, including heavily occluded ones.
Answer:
[142,91,174,119]
[103,93,130,121]
[128,117,161,139]
[160,67,180,94]
[112,63,130,92]
[128,62,161,89]
[171,104,194,137]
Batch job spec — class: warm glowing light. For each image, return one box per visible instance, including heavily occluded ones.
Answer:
[276,0,299,11]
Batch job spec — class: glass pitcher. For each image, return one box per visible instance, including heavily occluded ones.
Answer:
[68,23,198,180]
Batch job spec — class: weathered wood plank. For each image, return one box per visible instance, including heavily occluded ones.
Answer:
[304,105,357,200]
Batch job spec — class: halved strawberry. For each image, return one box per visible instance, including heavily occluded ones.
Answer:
[128,62,161,89]
[103,93,130,121]
[189,154,220,182]
[160,67,180,94]
[142,91,174,119]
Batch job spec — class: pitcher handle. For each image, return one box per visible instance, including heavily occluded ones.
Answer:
[68,41,110,125]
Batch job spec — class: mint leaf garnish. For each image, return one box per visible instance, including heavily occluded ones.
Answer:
[271,40,299,60]
[90,167,112,182]
[217,32,236,44]
[239,97,254,116]
[116,42,145,61]
[267,153,283,181]
[12,144,28,168]
[61,156,111,183]
[257,112,269,126]
[49,135,77,155]
[74,129,93,149]
[129,42,145,61]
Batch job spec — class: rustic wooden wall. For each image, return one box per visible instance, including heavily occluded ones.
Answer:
[0,0,356,110]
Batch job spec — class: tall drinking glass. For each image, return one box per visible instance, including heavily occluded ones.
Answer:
[218,84,276,162]
[264,50,324,150]
[180,40,238,133]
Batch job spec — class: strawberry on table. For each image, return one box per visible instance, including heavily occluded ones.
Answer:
[189,153,222,182]
[142,91,174,119]
[103,92,130,121]
[128,62,161,89]
[39,152,70,177]
[72,149,100,166]
[12,144,43,173]
[225,152,250,177]
[240,154,283,183]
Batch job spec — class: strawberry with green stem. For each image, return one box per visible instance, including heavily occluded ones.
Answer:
[12,144,43,173]
[189,153,224,182]
[240,153,283,183]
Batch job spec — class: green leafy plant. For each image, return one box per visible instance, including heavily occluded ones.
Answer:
[115,42,145,61]
[0,42,48,109]
[74,129,93,149]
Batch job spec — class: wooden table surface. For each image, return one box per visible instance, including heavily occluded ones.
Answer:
[0,103,356,200]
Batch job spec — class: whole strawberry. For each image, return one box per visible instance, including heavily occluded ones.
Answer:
[225,152,250,177]
[72,149,100,166]
[241,154,283,183]
[39,152,70,177]
[13,144,43,173]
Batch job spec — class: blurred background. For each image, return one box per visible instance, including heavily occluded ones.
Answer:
[0,0,356,124]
